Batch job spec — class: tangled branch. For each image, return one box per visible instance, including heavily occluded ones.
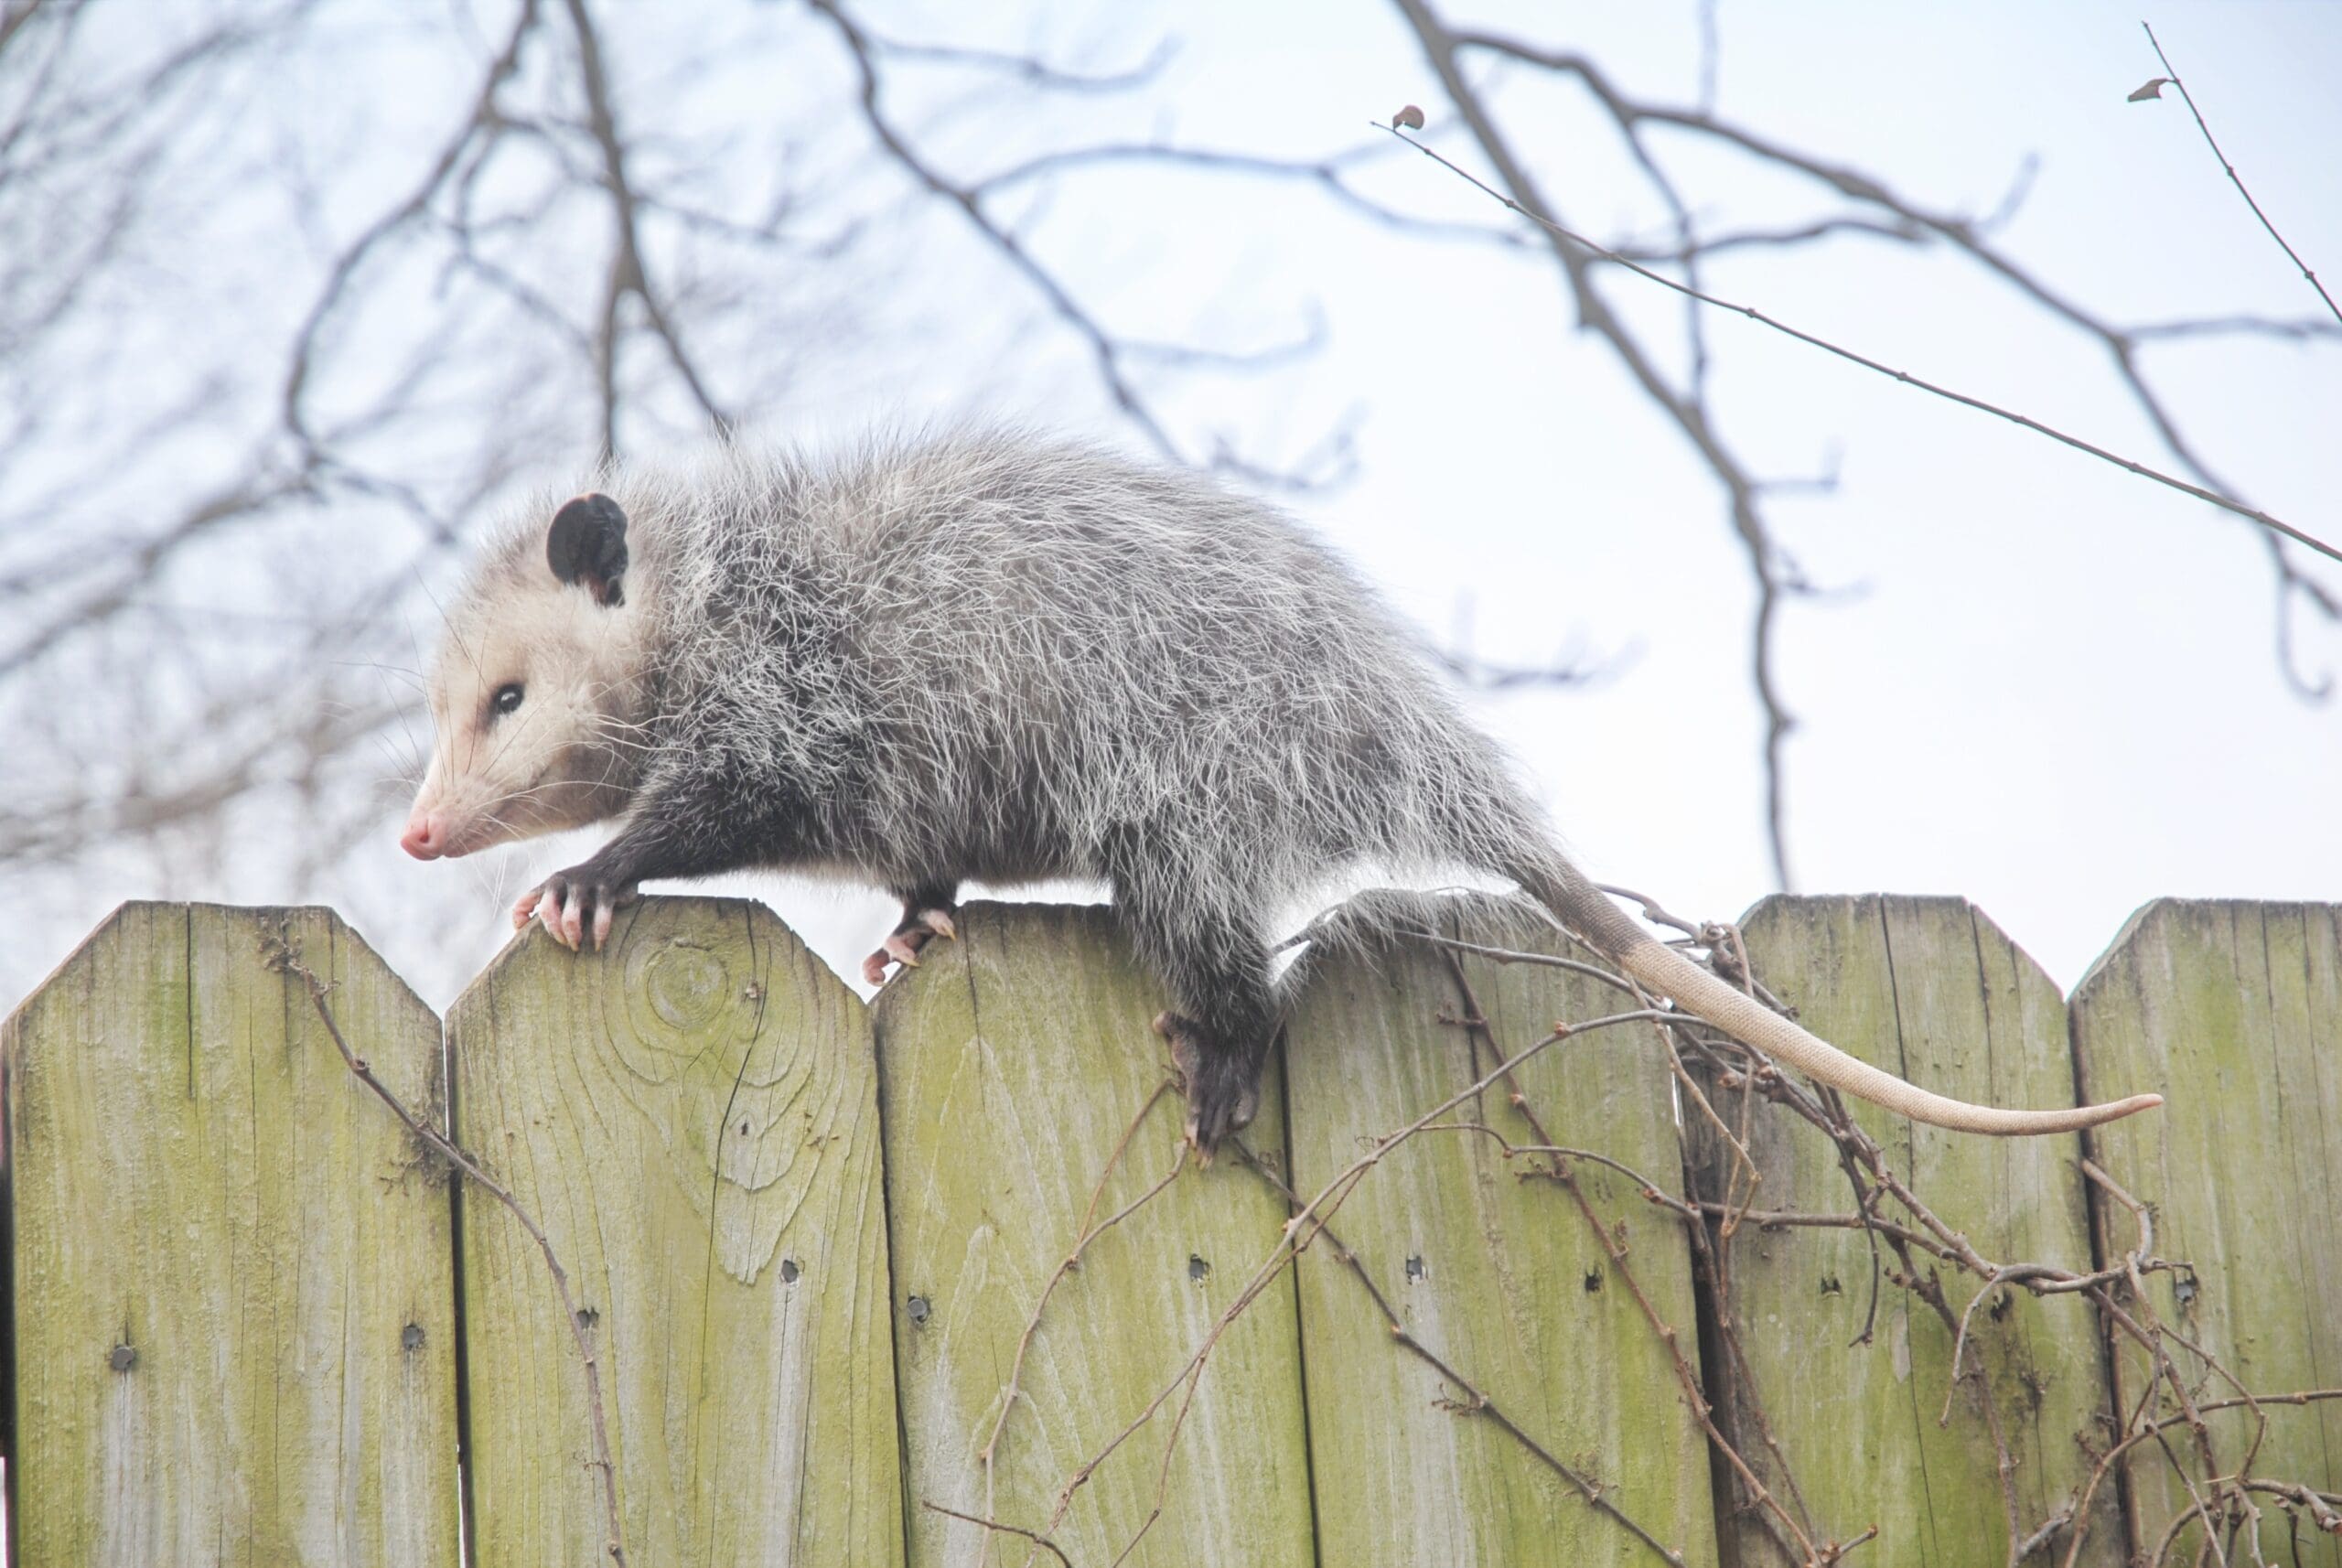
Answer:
[1377,0,2341,880]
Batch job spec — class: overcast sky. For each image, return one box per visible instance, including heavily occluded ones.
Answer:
[4,0,2336,1010]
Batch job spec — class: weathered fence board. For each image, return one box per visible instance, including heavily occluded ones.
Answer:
[2070,900,2342,1567]
[1723,897,2122,1566]
[1,903,459,1567]
[1283,899,1723,1568]
[872,901,1316,1568]
[5,893,2338,1567]
[450,897,902,1568]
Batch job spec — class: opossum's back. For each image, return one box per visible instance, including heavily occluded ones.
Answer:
[825,439,1442,752]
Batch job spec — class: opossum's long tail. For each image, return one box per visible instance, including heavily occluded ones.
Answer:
[1514,856,2163,1135]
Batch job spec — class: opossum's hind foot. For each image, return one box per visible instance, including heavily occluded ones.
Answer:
[861,904,959,987]
[514,869,639,951]
[1154,1011,1261,1165]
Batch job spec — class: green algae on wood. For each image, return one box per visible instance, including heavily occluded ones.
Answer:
[2,902,460,1566]
[450,896,903,1568]
[2071,900,2342,1568]
[872,901,1316,1568]
[1282,894,1719,1568]
[1721,896,2122,1568]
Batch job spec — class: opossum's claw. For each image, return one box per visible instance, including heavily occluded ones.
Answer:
[553,884,585,950]
[861,930,927,986]
[862,908,959,987]
[520,867,637,952]
[1155,1011,1261,1165]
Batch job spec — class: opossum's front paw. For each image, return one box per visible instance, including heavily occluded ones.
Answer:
[860,907,959,987]
[513,868,639,952]
[1155,1012,1261,1164]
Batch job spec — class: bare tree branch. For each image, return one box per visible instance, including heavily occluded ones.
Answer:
[562,0,733,456]
[1391,0,1806,886]
[802,0,1355,491]
[974,141,1526,248]
[1380,124,2341,571]
[804,0,1184,463]
[1373,1,2340,885]
[0,0,47,59]
[855,27,1174,94]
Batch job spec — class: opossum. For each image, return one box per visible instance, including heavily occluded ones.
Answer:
[400,430,2161,1155]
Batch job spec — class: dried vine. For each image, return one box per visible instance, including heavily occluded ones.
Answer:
[262,923,630,1564]
[940,891,2339,1567]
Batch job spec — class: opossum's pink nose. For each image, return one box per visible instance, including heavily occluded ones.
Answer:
[401,810,446,860]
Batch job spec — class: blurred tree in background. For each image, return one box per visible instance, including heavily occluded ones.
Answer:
[2,0,2333,1003]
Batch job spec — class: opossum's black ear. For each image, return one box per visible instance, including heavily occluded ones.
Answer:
[547,494,628,607]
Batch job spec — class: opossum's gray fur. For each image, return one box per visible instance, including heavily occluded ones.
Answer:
[473,429,1555,875]
[439,427,2164,1149]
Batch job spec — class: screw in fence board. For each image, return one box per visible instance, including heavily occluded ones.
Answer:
[1720,896,2123,1567]
[2070,900,2342,1568]
[449,897,903,1568]
[1281,894,1718,1568]
[0,902,460,1566]
[871,902,1315,1568]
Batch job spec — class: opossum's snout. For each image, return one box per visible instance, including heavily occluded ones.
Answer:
[400,736,535,861]
[403,489,650,865]
[399,807,448,860]
[399,777,494,860]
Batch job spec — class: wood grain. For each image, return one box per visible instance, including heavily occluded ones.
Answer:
[2,902,460,1566]
[1283,895,1719,1568]
[2071,899,2342,1568]
[1722,895,2122,1567]
[873,901,1315,1568]
[450,896,902,1568]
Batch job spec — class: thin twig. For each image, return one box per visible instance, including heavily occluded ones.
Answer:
[976,1084,1183,1568]
[1434,945,1821,1562]
[921,1502,1075,1568]
[561,0,731,452]
[1241,1148,1691,1567]
[1002,1006,1688,1568]
[2139,23,2340,327]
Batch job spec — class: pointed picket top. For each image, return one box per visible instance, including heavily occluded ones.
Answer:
[451,893,869,1286]
[2069,897,2342,1564]
[449,894,903,1568]
[1723,893,2123,1566]
[873,899,1316,1568]
[3,901,460,1567]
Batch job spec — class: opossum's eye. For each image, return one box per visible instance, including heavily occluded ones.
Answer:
[489,682,524,720]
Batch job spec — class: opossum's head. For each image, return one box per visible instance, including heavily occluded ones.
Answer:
[401,492,656,860]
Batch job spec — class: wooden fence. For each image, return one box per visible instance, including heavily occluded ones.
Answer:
[2,895,2336,1567]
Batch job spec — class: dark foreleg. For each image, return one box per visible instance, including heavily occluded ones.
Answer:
[862,879,962,986]
[518,766,818,950]
[1116,895,1280,1161]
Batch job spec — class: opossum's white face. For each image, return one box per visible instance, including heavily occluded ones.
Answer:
[401,494,651,861]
